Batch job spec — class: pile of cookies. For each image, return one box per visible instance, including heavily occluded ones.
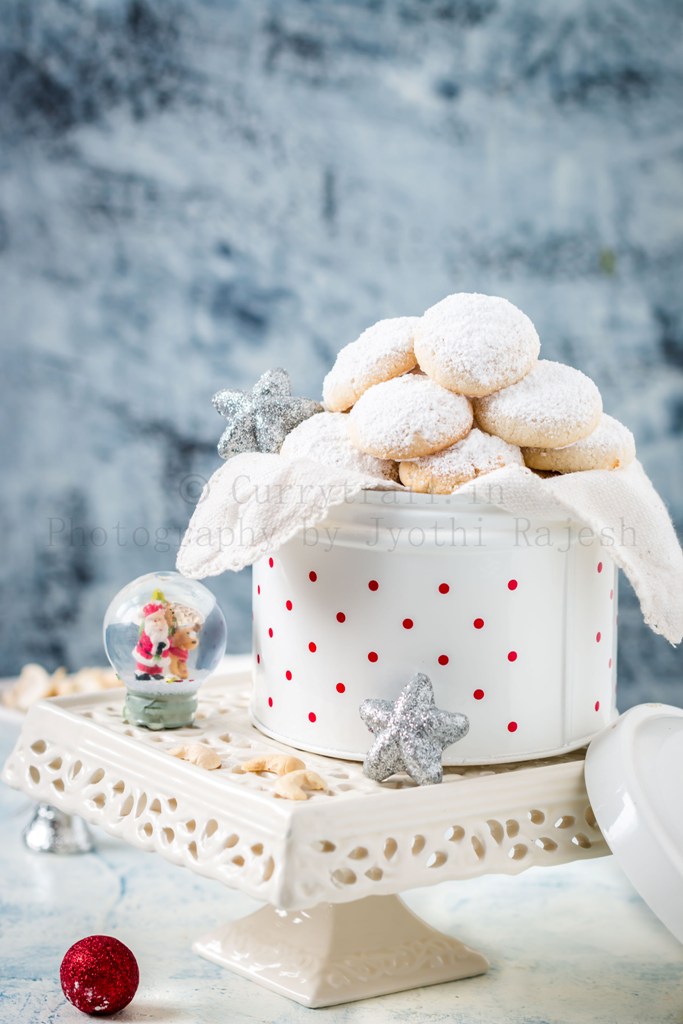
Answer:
[3,663,119,712]
[281,293,636,494]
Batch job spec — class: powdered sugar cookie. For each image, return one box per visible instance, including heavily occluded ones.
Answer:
[280,411,398,481]
[414,293,540,397]
[474,360,602,448]
[348,373,473,460]
[399,428,523,494]
[523,413,635,473]
[322,317,419,412]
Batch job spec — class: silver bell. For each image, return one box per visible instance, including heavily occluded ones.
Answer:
[23,802,94,854]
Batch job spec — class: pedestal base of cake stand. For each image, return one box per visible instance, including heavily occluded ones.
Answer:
[193,894,488,1008]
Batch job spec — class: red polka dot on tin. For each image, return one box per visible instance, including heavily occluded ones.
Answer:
[285,670,292,681]
[308,641,317,653]
[438,583,450,595]
[336,682,346,694]
[594,701,600,712]
[256,653,261,665]
[308,712,316,723]
[268,697,273,708]
[368,579,379,591]
[507,721,518,733]
[402,618,414,630]
[610,589,614,600]
[368,651,379,663]
[507,651,518,662]
[473,618,484,629]
[597,562,603,573]
[608,658,612,669]
[268,557,274,568]
[438,654,449,666]
[309,570,317,582]
[257,584,261,596]
[507,579,518,591]
[268,627,273,638]
[285,600,293,611]
[473,689,485,700]
[596,632,601,643]
[336,612,346,623]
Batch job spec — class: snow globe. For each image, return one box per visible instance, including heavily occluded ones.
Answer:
[103,571,227,729]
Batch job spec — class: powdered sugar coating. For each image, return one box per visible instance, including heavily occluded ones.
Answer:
[348,373,473,460]
[523,413,635,473]
[399,427,523,493]
[414,293,540,397]
[322,316,419,412]
[474,360,603,448]
[280,411,398,480]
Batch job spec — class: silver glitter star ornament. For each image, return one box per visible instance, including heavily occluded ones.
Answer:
[360,673,469,786]
[213,368,323,460]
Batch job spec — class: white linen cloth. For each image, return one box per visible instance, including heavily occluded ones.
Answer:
[177,454,683,645]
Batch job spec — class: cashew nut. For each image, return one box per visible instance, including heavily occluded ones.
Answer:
[241,753,306,776]
[170,743,221,771]
[273,769,327,801]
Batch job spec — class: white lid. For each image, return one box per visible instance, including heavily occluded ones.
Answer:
[585,703,683,944]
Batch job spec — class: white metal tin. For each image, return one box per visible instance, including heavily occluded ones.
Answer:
[251,490,618,765]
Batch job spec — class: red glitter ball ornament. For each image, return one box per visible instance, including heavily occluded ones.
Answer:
[60,935,139,1016]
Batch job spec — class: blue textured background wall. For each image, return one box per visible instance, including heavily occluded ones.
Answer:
[1,0,681,708]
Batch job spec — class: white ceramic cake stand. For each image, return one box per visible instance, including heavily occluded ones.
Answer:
[2,669,608,1008]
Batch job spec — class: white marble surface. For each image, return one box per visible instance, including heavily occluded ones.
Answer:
[2,715,682,1023]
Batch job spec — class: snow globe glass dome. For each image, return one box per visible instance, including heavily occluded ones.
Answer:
[103,571,227,729]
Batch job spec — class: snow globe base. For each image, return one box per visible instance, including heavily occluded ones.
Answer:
[123,690,198,730]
